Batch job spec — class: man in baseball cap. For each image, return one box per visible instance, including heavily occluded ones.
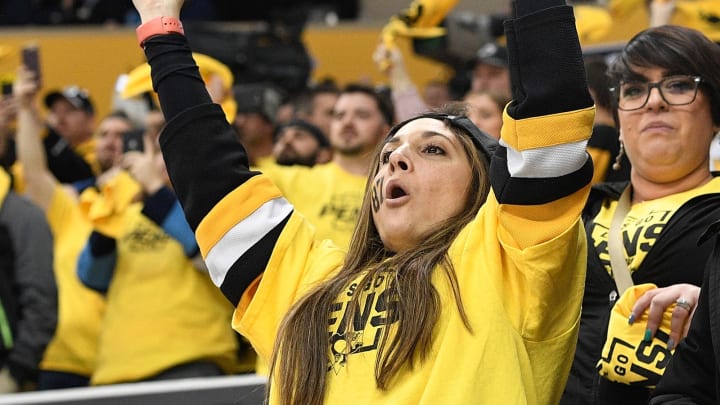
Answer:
[471,42,510,98]
[44,86,95,115]
[36,85,97,181]
[43,86,96,151]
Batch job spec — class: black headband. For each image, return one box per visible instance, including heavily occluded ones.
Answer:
[386,113,499,166]
[275,119,330,148]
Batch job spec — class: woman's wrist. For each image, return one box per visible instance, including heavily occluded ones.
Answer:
[136,16,184,47]
[143,179,166,196]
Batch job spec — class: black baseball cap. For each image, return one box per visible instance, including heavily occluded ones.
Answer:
[44,86,94,115]
[275,119,330,148]
[476,43,509,68]
[233,83,283,124]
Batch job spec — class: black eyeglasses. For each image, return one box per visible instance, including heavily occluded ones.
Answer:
[611,75,702,111]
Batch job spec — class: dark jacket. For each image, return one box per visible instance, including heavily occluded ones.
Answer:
[561,181,720,405]
[650,221,720,404]
[43,128,94,184]
[0,193,57,385]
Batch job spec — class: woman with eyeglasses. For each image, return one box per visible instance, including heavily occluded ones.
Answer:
[561,25,720,405]
[130,0,596,403]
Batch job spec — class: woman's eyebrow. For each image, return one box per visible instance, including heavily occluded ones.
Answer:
[387,130,451,144]
[420,130,452,142]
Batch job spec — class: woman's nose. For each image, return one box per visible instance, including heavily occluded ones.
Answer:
[389,148,410,172]
[645,86,668,110]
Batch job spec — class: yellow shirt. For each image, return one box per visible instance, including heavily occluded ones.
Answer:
[261,161,367,251]
[40,185,105,376]
[90,204,239,385]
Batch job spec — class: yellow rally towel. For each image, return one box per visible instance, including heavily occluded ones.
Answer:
[379,0,459,70]
[573,5,613,45]
[121,53,237,123]
[78,171,141,238]
[608,0,720,40]
[597,283,675,388]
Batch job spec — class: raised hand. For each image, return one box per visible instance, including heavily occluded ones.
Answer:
[131,0,184,23]
[122,134,165,195]
[13,66,40,110]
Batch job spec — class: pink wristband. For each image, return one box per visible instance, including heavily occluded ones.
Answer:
[136,16,184,47]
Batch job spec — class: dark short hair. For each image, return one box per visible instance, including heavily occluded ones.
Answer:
[341,83,395,126]
[233,83,284,124]
[275,119,329,148]
[608,25,720,125]
[584,57,612,111]
[312,78,340,94]
[105,110,131,121]
[293,79,340,117]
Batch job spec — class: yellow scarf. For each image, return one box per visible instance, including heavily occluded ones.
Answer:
[78,170,141,238]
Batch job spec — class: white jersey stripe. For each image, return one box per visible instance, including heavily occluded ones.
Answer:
[204,197,294,287]
[501,139,589,178]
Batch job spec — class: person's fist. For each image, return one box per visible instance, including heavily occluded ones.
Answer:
[131,0,184,23]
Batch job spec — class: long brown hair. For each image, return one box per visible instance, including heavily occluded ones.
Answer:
[268,108,492,405]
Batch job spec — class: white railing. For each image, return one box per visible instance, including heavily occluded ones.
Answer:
[0,374,267,405]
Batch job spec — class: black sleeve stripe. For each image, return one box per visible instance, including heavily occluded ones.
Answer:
[220,214,291,306]
[490,147,594,205]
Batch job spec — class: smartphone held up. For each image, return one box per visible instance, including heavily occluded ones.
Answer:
[123,129,145,153]
[21,44,41,87]
[1,80,12,97]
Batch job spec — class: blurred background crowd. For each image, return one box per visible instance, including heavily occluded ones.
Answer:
[0,0,719,399]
